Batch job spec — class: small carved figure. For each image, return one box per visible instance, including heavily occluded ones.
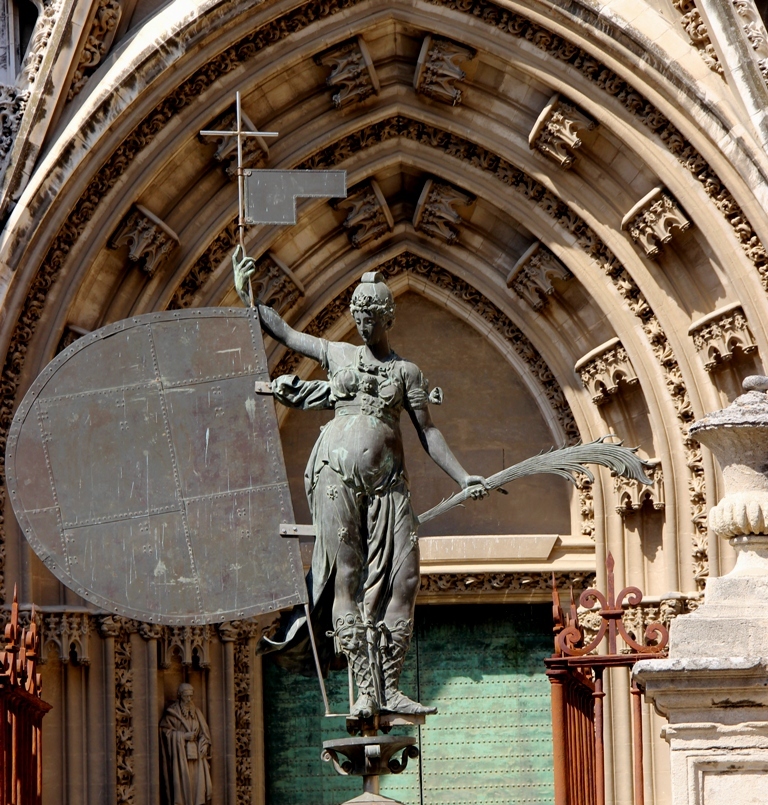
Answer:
[233,247,488,719]
[160,684,213,805]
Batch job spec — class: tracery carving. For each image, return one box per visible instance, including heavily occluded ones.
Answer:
[688,303,758,371]
[335,179,393,248]
[673,0,723,75]
[420,571,595,595]
[615,461,664,516]
[315,37,379,108]
[733,0,768,81]
[506,242,571,310]
[413,34,475,106]
[270,250,580,444]
[41,612,92,664]
[412,178,474,244]
[575,338,639,405]
[160,625,211,669]
[0,85,29,168]
[67,0,121,101]
[203,107,268,178]
[108,204,180,276]
[622,188,692,258]
[529,93,596,168]
[234,637,252,805]
[21,0,62,85]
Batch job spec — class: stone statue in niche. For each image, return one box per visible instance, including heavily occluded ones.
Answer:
[234,247,488,719]
[160,683,213,805]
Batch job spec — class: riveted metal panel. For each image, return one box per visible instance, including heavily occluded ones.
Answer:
[6,308,306,625]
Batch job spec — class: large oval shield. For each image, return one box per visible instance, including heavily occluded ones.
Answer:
[6,308,306,625]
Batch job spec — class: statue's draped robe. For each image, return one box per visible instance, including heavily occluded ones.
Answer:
[159,702,213,805]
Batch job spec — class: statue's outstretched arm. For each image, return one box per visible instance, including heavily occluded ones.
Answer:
[233,246,325,364]
[408,405,488,499]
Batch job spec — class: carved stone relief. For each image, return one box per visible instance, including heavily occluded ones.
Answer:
[413,34,475,105]
[41,612,92,664]
[315,36,380,108]
[506,242,572,310]
[160,625,212,669]
[528,93,596,168]
[732,0,768,82]
[334,179,393,248]
[55,323,90,355]
[412,178,474,244]
[688,303,759,371]
[0,85,29,168]
[67,0,121,101]
[202,107,269,178]
[575,338,639,405]
[21,0,62,86]
[108,204,180,276]
[622,188,692,258]
[615,461,664,516]
[577,478,596,541]
[673,0,724,75]
[420,571,596,596]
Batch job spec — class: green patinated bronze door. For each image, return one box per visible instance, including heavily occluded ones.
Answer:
[264,604,554,804]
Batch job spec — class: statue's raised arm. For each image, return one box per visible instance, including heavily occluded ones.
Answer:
[233,245,325,364]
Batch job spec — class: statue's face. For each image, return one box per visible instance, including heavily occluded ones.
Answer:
[353,309,389,345]
[180,689,193,706]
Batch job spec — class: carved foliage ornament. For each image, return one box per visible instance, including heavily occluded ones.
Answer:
[672,0,723,75]
[622,188,692,258]
[202,107,268,178]
[0,85,29,167]
[67,0,121,101]
[315,36,380,108]
[420,571,595,595]
[506,242,571,310]
[412,178,474,244]
[575,338,639,406]
[529,93,596,168]
[9,0,743,606]
[688,303,758,372]
[108,204,180,276]
[335,179,394,248]
[21,0,63,85]
[413,34,475,105]
[733,0,768,82]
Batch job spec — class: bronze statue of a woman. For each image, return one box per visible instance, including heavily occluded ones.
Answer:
[234,249,487,718]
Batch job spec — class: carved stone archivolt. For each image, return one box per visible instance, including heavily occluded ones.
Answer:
[21,0,62,86]
[575,338,639,405]
[334,179,393,248]
[529,93,596,168]
[412,178,474,244]
[688,303,759,371]
[67,0,121,101]
[315,36,379,108]
[673,0,723,75]
[622,188,692,258]
[506,242,572,310]
[202,107,269,178]
[413,34,475,106]
[0,85,28,168]
[615,461,664,516]
[108,204,180,276]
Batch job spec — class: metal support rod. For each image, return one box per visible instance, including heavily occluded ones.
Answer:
[594,668,606,805]
[304,603,331,715]
[631,681,645,805]
[547,667,568,805]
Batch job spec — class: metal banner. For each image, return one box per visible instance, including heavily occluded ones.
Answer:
[243,169,346,224]
[6,308,306,625]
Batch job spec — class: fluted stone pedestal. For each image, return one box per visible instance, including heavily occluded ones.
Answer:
[635,377,768,804]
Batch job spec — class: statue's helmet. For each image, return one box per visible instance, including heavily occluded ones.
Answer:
[349,272,395,326]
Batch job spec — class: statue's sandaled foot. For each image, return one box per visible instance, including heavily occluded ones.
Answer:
[382,690,437,716]
[350,694,379,720]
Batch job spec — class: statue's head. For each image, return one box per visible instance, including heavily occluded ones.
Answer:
[350,272,395,345]
[177,683,194,705]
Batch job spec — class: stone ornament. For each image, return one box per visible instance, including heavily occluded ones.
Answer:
[688,302,758,372]
[506,241,572,310]
[108,204,180,275]
[202,107,269,178]
[335,179,393,248]
[615,461,664,516]
[315,36,380,108]
[732,0,768,82]
[575,337,639,405]
[412,178,474,244]
[413,34,475,106]
[621,187,692,258]
[67,0,121,101]
[0,85,29,168]
[160,684,213,805]
[528,92,596,168]
[21,0,63,86]
[673,0,723,75]
[249,252,305,311]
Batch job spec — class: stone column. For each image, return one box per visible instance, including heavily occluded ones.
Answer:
[634,376,768,804]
